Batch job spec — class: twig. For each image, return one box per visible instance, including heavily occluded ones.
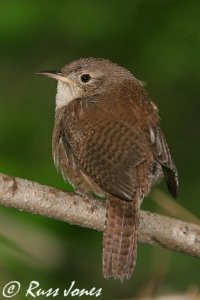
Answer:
[150,189,200,225]
[0,172,200,258]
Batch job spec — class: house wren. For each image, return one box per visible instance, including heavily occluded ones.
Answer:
[38,58,178,281]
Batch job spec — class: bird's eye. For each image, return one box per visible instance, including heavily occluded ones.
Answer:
[80,74,91,83]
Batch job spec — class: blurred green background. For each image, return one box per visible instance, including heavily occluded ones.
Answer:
[0,0,200,299]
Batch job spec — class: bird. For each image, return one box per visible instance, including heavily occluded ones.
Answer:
[37,58,178,281]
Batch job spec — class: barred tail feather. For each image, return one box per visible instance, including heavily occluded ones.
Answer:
[103,192,141,281]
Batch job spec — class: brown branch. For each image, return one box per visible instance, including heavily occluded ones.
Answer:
[0,172,200,258]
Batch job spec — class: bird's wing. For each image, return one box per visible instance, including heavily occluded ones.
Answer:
[60,95,148,201]
[146,126,179,197]
[52,105,106,197]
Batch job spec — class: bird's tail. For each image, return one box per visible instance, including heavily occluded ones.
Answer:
[103,192,141,281]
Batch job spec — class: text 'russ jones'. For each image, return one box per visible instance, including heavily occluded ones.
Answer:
[2,280,102,298]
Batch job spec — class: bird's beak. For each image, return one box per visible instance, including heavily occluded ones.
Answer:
[36,70,74,85]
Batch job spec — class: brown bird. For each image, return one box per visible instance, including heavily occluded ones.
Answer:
[38,58,178,281]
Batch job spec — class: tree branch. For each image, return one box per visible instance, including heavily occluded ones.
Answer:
[0,172,199,258]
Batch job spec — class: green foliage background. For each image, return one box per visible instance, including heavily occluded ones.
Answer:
[0,0,200,299]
